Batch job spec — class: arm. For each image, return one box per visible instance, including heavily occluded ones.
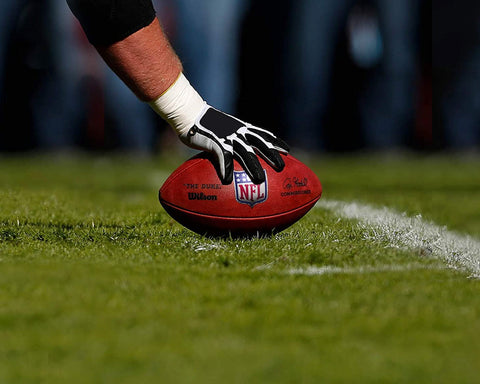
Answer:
[67,0,288,184]
[95,18,182,102]
[67,0,181,100]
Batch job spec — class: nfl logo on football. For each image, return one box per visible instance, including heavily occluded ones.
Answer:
[234,170,268,207]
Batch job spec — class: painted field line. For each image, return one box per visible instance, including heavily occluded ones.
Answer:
[288,263,446,276]
[316,200,480,278]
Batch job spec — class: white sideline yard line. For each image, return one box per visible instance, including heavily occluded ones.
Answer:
[288,263,446,276]
[316,200,480,278]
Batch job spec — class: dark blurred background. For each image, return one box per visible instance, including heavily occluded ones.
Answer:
[0,0,472,156]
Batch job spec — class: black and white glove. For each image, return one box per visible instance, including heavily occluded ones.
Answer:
[180,106,289,185]
[149,73,289,184]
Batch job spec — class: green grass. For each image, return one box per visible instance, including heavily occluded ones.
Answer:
[0,152,479,383]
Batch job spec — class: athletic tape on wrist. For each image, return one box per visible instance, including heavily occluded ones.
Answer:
[148,73,206,136]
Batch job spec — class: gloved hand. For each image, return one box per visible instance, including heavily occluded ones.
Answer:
[180,106,289,185]
[148,73,289,184]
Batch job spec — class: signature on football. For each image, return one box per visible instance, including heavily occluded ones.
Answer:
[283,177,308,190]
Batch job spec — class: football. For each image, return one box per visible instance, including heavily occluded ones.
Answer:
[159,152,322,237]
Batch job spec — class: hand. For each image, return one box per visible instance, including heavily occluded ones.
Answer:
[179,106,289,185]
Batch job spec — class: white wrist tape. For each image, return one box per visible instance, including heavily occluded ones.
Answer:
[148,73,207,136]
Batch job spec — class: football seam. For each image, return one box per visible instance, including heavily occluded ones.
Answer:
[159,194,321,220]
[160,153,302,192]
[160,158,205,191]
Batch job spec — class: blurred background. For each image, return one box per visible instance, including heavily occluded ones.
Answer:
[0,0,473,156]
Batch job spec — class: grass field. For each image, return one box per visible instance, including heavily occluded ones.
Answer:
[1,151,479,383]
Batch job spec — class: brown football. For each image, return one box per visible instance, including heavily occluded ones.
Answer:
[159,152,322,237]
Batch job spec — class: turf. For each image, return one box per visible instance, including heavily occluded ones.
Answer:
[0,152,479,383]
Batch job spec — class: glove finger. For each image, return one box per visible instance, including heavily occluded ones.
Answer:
[247,127,290,153]
[219,149,234,185]
[244,132,285,172]
[209,140,234,184]
[182,126,234,184]
[232,137,265,185]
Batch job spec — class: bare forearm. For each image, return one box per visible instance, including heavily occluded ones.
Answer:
[95,18,183,101]
[67,0,182,101]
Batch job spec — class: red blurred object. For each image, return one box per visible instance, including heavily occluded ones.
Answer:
[159,152,322,237]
